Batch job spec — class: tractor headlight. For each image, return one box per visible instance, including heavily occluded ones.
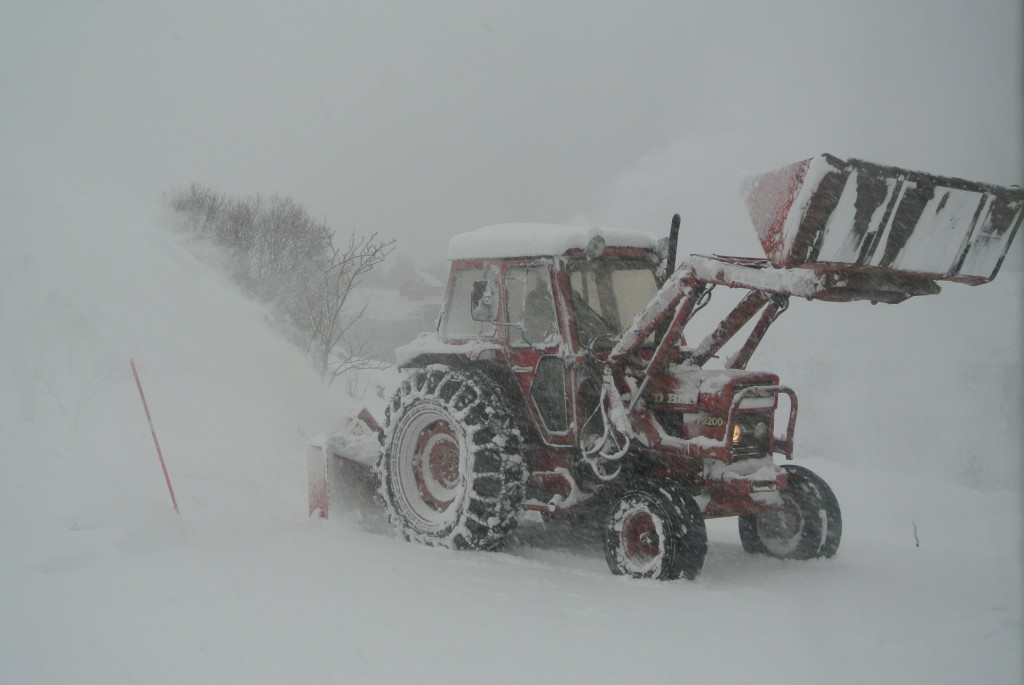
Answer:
[586,235,606,260]
[730,414,772,461]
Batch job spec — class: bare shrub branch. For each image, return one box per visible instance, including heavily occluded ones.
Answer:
[166,185,395,382]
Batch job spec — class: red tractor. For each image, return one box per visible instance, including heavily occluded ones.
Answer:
[311,154,1022,580]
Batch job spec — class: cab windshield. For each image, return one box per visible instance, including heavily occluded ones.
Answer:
[567,260,659,347]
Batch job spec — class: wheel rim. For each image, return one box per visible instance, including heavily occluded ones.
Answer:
[393,406,466,531]
[758,500,803,556]
[416,420,461,507]
[618,505,665,574]
[622,510,661,563]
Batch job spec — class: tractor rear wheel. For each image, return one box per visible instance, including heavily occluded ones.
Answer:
[378,365,526,551]
[738,464,842,559]
[604,479,707,580]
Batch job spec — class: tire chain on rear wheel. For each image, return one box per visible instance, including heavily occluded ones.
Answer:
[738,464,842,560]
[378,365,526,551]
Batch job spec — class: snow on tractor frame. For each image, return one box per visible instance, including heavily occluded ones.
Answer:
[310,153,1022,581]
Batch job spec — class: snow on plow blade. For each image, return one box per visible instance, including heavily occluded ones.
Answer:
[308,409,382,519]
[745,154,1023,285]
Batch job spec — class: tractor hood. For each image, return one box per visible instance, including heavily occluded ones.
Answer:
[646,368,781,413]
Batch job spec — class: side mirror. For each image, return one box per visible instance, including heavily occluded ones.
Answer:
[470,280,497,322]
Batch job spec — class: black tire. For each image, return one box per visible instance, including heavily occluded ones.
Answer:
[738,464,842,560]
[604,479,707,581]
[378,365,526,551]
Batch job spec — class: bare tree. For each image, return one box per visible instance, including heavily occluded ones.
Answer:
[300,232,395,379]
[169,183,226,236]
[166,185,395,383]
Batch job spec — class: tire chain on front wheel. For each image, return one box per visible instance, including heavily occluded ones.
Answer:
[379,365,526,550]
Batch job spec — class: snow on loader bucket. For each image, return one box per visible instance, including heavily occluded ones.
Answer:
[745,153,1022,285]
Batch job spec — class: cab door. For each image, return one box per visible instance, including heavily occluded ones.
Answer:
[503,262,572,446]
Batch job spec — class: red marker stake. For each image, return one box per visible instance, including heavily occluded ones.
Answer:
[130,359,179,513]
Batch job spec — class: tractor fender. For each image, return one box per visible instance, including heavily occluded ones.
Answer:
[398,353,544,449]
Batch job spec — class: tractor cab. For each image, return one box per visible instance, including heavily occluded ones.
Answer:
[420,225,671,448]
[437,224,664,352]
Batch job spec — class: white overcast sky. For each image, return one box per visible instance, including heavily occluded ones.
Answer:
[2,0,1021,265]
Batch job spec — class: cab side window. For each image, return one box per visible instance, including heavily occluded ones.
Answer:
[444,267,497,339]
[506,265,559,347]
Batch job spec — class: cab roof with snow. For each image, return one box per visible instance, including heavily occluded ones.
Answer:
[446,223,659,261]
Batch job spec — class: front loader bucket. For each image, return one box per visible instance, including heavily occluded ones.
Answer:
[745,154,1023,284]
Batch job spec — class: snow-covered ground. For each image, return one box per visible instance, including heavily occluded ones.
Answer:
[2,197,1021,684]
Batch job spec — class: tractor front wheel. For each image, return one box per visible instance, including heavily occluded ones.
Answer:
[738,464,842,560]
[604,479,707,580]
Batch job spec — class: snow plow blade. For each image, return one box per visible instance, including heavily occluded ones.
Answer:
[307,409,382,519]
[745,154,1023,285]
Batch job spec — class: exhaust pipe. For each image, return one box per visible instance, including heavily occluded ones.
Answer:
[665,213,681,275]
